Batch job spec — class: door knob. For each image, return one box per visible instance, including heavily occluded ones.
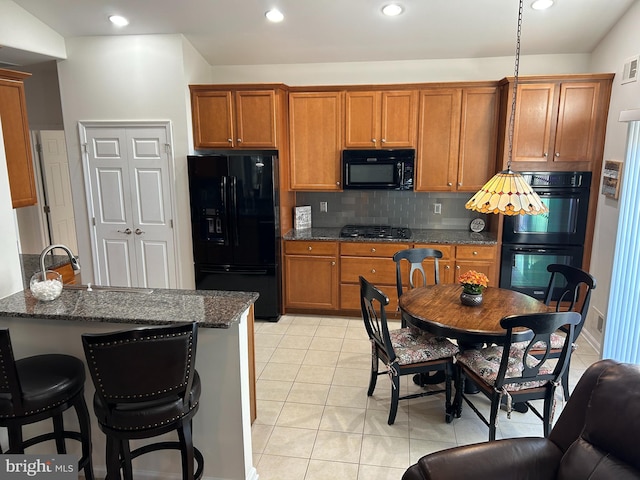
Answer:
[117,228,132,235]
[135,228,145,235]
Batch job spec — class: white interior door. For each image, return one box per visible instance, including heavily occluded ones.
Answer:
[39,130,78,254]
[82,122,177,289]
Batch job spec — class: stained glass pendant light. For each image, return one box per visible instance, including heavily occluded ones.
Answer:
[465,0,548,216]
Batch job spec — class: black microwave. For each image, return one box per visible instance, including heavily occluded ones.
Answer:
[342,149,414,190]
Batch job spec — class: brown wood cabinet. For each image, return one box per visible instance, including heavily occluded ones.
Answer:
[52,262,78,285]
[0,68,37,208]
[453,245,498,287]
[499,75,614,172]
[416,86,499,192]
[190,85,284,149]
[289,91,343,190]
[284,240,498,315]
[284,241,339,310]
[344,90,417,148]
[339,242,410,312]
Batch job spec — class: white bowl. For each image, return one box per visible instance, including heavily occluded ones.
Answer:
[30,270,63,301]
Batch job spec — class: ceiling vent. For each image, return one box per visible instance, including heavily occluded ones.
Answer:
[622,55,639,84]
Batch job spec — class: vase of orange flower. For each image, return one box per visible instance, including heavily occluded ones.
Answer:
[458,270,489,307]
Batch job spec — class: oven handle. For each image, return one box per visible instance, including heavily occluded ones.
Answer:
[510,247,553,253]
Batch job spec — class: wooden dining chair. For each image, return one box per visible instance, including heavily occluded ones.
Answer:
[393,248,444,327]
[360,276,459,424]
[531,264,596,400]
[455,311,581,441]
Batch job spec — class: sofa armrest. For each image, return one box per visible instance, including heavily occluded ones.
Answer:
[402,438,563,480]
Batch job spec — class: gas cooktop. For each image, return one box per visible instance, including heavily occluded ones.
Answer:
[340,224,412,240]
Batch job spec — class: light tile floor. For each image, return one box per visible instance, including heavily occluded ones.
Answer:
[252,314,600,480]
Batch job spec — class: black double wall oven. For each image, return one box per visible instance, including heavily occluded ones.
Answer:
[500,171,591,300]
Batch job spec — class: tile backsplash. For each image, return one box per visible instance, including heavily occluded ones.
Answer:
[296,191,481,230]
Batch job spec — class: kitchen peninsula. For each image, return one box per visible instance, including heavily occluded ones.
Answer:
[0,286,259,480]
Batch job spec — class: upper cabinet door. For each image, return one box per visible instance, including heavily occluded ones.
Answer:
[380,90,418,148]
[511,83,556,164]
[416,88,462,191]
[289,91,343,191]
[344,91,379,148]
[234,90,278,148]
[190,87,279,150]
[0,72,37,208]
[190,90,235,149]
[457,87,499,192]
[344,90,417,148]
[553,82,600,163]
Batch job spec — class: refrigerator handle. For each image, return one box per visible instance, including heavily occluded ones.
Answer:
[231,176,240,247]
[220,176,230,245]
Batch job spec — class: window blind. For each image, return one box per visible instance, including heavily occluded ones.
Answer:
[603,120,640,363]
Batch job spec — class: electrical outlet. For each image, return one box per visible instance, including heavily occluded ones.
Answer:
[434,203,441,214]
[320,201,328,212]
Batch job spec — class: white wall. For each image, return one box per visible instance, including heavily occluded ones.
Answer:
[0,0,66,59]
[585,0,640,350]
[0,117,25,298]
[55,34,209,288]
[209,53,592,85]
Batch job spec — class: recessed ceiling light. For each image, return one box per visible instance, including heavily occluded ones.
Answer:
[109,15,129,27]
[265,8,284,23]
[382,4,404,16]
[531,0,554,10]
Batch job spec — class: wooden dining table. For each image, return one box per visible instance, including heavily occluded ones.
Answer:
[399,283,551,348]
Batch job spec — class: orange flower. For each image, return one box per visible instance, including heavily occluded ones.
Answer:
[459,270,489,294]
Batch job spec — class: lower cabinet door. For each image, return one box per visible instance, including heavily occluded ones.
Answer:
[284,255,338,310]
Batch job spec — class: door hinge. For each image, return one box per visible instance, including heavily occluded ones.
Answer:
[165,143,172,154]
[82,143,88,153]
[92,217,96,226]
[170,219,173,228]
[36,142,43,155]
[43,205,50,214]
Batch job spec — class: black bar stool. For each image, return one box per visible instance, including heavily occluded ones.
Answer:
[0,328,94,479]
[81,322,203,480]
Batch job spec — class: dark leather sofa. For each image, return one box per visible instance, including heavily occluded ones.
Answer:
[403,359,640,480]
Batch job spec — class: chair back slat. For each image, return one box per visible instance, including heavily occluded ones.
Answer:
[360,276,396,364]
[543,264,596,339]
[393,248,443,301]
[82,323,198,405]
[497,311,581,388]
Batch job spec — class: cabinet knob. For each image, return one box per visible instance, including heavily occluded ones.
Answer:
[448,182,453,186]
[544,152,549,157]
[381,138,386,143]
[371,269,376,274]
[237,138,242,143]
[372,139,377,143]
[336,182,341,186]
[331,261,336,266]
[445,265,450,269]
[458,182,462,186]
[456,266,460,270]
[308,246,312,251]
[473,251,478,255]
[227,138,233,143]
[555,152,560,157]
[371,248,376,253]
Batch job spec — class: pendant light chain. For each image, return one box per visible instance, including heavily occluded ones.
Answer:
[507,0,524,172]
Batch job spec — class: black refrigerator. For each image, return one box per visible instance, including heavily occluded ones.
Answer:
[188,152,280,320]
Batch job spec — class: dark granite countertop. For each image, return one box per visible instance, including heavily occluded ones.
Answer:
[283,228,497,245]
[0,286,258,329]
